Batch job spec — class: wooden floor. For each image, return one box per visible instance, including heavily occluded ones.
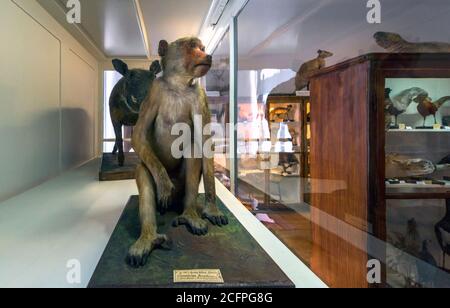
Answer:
[214,163,313,267]
[265,212,312,267]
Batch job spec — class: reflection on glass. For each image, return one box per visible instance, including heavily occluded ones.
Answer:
[385,78,450,288]
[205,30,231,190]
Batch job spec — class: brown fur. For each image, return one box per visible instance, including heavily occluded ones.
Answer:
[127,37,228,267]
[295,50,333,91]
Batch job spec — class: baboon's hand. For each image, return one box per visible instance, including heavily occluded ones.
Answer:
[202,205,229,226]
[127,234,171,268]
[156,176,174,212]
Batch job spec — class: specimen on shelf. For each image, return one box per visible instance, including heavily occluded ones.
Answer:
[269,105,293,122]
[295,49,333,91]
[109,59,162,166]
[415,94,450,127]
[374,32,450,53]
[386,154,450,179]
[387,87,428,127]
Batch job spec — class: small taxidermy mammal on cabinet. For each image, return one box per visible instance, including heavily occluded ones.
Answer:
[374,32,450,53]
[295,50,333,91]
[127,37,228,267]
[109,59,162,166]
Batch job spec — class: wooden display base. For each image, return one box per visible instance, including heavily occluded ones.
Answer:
[99,153,140,181]
[88,195,294,288]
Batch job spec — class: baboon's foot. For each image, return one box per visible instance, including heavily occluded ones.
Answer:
[118,152,124,167]
[202,207,229,226]
[127,234,170,268]
[172,213,208,236]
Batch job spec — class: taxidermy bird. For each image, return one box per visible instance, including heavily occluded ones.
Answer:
[415,95,450,127]
[435,199,450,269]
[417,240,438,287]
[388,87,428,127]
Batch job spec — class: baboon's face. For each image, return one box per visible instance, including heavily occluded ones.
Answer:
[182,38,212,78]
[163,38,212,78]
[374,32,403,48]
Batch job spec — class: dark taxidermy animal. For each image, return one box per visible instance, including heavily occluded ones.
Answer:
[128,37,228,267]
[387,87,428,126]
[295,50,333,91]
[109,59,162,166]
[414,94,450,126]
[374,32,450,53]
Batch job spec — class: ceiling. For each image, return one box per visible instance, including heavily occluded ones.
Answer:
[38,0,212,59]
[38,0,450,66]
[139,0,211,56]
[215,0,450,70]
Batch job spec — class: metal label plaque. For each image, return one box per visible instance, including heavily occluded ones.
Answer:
[173,269,224,284]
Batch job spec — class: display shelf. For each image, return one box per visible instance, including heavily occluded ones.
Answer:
[387,129,450,133]
[386,183,450,199]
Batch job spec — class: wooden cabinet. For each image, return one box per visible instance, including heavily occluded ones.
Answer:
[309,53,450,287]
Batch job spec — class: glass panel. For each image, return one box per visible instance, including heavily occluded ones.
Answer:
[232,0,450,287]
[385,78,450,287]
[205,30,231,190]
[236,0,310,265]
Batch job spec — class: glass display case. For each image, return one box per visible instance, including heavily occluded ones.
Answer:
[309,53,450,288]
[204,0,450,289]
[384,77,450,287]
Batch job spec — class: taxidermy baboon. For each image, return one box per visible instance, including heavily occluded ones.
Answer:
[109,59,162,166]
[295,50,333,91]
[127,37,229,267]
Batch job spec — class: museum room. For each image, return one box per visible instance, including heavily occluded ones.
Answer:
[1,0,450,290]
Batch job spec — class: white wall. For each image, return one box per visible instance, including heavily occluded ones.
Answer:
[0,0,99,202]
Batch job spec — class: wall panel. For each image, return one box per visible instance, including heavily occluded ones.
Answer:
[0,0,61,201]
[0,0,99,202]
[61,49,96,170]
